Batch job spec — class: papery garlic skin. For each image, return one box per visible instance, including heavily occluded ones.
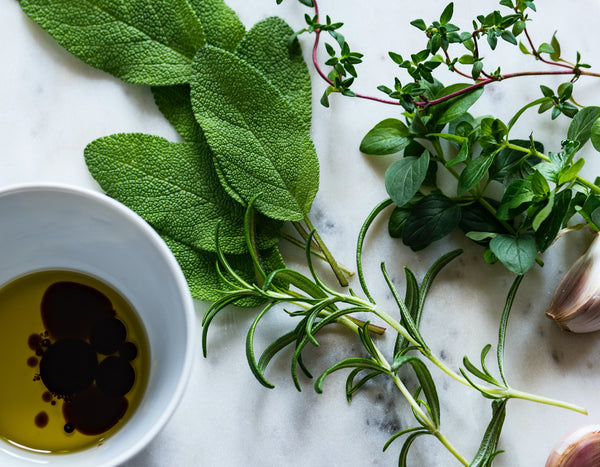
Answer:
[546,232,600,333]
[546,425,600,467]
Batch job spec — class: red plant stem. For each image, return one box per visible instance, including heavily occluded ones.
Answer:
[311,1,399,105]
[309,0,600,108]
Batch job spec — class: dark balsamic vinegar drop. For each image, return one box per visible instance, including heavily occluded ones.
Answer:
[34,411,49,428]
[95,357,135,397]
[119,342,138,361]
[63,385,128,436]
[41,282,114,340]
[28,334,42,350]
[39,339,97,397]
[90,318,126,355]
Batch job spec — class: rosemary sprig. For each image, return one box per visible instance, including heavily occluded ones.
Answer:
[201,200,586,465]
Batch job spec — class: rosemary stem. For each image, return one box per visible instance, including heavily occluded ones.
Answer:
[390,373,469,466]
[505,388,588,415]
[303,214,349,287]
[360,295,587,415]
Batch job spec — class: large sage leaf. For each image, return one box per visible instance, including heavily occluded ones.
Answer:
[236,17,312,130]
[188,0,245,52]
[153,16,310,143]
[152,85,203,142]
[84,133,281,254]
[190,45,319,221]
[20,0,204,85]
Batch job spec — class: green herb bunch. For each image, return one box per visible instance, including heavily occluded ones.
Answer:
[205,199,585,466]
[17,0,592,465]
[18,0,354,302]
[288,0,600,275]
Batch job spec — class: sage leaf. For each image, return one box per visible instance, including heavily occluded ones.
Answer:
[567,106,600,150]
[84,133,281,255]
[385,152,430,208]
[188,0,245,52]
[20,0,204,85]
[152,17,309,143]
[489,233,537,275]
[190,45,319,221]
[402,194,462,250]
[360,119,412,155]
[152,85,203,142]
[236,17,312,130]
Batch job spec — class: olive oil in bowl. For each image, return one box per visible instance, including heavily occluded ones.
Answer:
[0,269,149,454]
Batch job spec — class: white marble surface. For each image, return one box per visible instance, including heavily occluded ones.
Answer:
[3,0,600,465]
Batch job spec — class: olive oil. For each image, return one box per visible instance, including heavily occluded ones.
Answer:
[0,270,149,454]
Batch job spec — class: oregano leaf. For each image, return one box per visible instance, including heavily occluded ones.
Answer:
[360,118,412,155]
[457,152,497,196]
[402,194,462,250]
[535,189,571,252]
[435,84,485,124]
[489,233,537,275]
[385,152,430,208]
[567,106,600,150]
[591,117,600,152]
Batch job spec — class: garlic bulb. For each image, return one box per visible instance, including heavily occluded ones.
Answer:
[546,425,600,466]
[546,232,600,333]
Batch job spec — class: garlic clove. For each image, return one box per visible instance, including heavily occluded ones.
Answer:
[546,425,600,467]
[546,232,600,333]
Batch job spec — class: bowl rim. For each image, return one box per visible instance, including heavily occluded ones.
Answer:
[0,182,197,466]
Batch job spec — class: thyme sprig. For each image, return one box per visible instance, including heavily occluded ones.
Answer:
[202,199,586,466]
[288,0,600,110]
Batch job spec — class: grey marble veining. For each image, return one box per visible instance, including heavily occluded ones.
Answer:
[3,0,600,465]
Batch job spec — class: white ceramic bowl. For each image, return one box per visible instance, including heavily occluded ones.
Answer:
[0,183,196,466]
